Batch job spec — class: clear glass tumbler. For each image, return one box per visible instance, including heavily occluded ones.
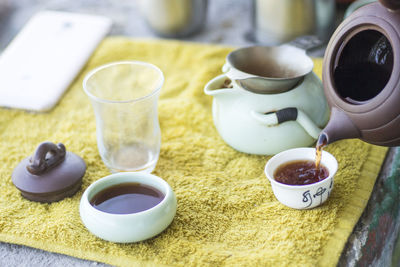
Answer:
[83,61,164,173]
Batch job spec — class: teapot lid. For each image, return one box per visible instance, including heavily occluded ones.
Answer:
[12,142,86,203]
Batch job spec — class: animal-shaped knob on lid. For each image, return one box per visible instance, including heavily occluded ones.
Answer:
[321,0,400,146]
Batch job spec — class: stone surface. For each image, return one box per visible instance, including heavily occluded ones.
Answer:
[338,147,400,267]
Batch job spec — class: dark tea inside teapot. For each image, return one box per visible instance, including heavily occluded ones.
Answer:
[333,30,393,103]
[320,0,400,146]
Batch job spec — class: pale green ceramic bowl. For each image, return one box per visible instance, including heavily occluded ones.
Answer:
[80,172,177,243]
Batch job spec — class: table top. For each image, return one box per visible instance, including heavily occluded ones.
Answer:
[0,0,399,266]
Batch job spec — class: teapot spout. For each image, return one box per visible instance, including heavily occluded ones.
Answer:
[320,107,361,145]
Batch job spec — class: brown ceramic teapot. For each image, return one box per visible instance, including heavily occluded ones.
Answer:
[321,0,400,146]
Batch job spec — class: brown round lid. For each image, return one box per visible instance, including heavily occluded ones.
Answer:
[12,142,86,203]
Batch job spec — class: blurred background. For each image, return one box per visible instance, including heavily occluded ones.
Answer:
[0,0,374,55]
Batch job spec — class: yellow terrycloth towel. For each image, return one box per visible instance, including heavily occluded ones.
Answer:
[0,38,387,266]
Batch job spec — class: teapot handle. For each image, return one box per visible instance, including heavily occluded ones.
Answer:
[251,108,321,139]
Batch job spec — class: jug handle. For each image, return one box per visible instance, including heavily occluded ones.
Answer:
[251,107,322,139]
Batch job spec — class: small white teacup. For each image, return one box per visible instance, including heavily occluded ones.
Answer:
[80,172,177,243]
[265,147,338,209]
